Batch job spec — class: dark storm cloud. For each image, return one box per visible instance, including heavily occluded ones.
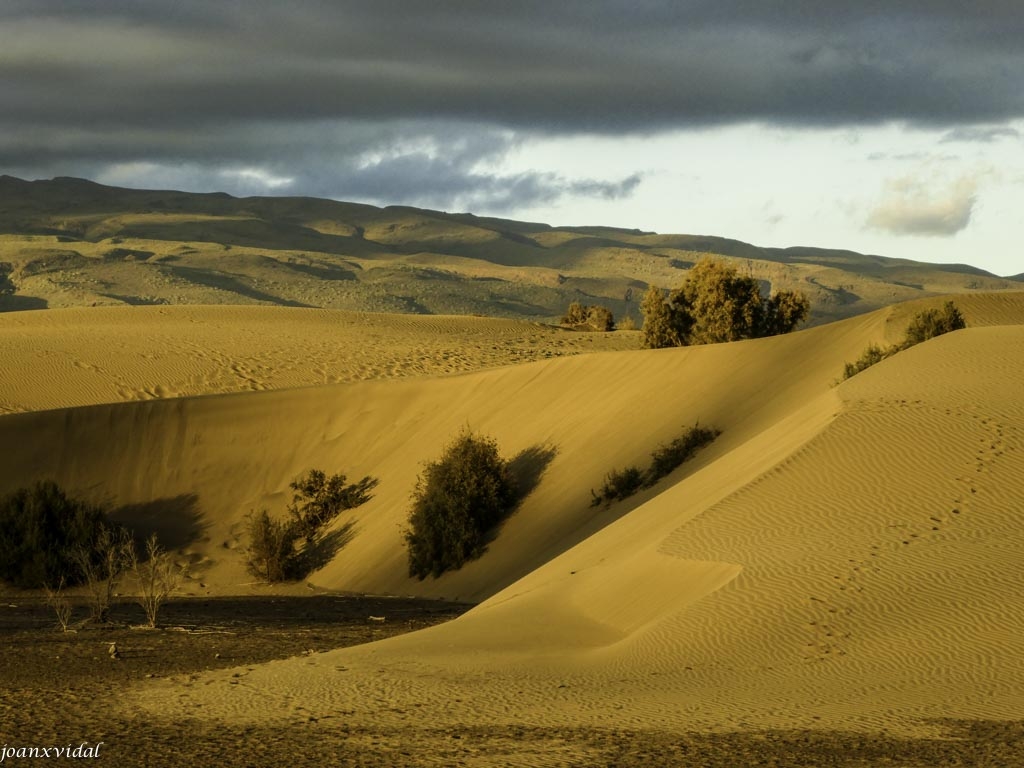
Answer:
[4,0,1021,130]
[941,126,1022,144]
[1,1,1021,204]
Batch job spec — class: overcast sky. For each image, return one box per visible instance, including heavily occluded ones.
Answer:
[2,1,1021,275]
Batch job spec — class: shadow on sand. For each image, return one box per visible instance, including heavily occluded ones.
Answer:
[108,493,208,551]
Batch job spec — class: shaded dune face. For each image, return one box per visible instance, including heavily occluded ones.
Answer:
[2,292,1023,736]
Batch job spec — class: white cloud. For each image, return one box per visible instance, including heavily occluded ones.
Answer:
[219,168,295,190]
[866,174,979,237]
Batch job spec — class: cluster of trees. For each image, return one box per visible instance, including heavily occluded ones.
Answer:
[842,301,967,380]
[0,481,185,628]
[641,257,810,348]
[561,301,615,332]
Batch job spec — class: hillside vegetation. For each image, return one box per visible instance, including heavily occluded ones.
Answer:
[1,175,1017,323]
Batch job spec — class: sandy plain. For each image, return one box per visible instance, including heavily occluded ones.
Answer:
[2,291,1024,765]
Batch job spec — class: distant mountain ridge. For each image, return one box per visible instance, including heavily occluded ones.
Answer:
[0,175,1018,322]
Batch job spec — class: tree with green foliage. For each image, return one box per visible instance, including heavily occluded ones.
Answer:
[641,257,810,348]
[640,285,681,349]
[674,257,762,344]
[760,289,813,338]
[406,429,517,579]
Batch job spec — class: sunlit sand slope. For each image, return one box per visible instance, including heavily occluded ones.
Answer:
[118,300,1024,735]
[0,311,855,601]
[0,305,638,414]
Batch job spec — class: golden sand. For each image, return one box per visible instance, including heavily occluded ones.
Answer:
[1,292,1022,740]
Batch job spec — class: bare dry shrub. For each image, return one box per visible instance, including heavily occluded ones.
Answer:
[72,526,132,623]
[130,533,187,628]
[43,577,74,632]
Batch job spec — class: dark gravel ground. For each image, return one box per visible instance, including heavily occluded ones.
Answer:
[1,596,1022,767]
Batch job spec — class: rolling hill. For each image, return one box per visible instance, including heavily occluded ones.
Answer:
[1,175,1018,325]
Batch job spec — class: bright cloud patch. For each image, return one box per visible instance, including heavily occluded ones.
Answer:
[866,175,978,237]
[220,168,295,190]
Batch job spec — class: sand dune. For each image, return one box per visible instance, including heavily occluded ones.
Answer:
[2,291,1023,739]
[125,311,1024,738]
[0,292,924,599]
[0,305,637,414]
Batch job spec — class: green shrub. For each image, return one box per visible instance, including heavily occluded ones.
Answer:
[562,301,588,326]
[590,466,645,507]
[591,424,720,506]
[0,481,116,589]
[244,510,301,583]
[645,425,721,486]
[287,469,377,538]
[841,301,967,381]
[243,468,376,583]
[640,284,681,348]
[617,315,638,331]
[842,343,894,380]
[903,301,966,346]
[406,429,517,579]
[561,301,615,331]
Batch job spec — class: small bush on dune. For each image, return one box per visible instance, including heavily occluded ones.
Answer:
[591,424,720,507]
[244,510,301,583]
[590,466,645,507]
[245,468,378,584]
[903,301,966,346]
[842,343,893,380]
[645,425,722,486]
[287,469,378,539]
[0,264,14,297]
[406,429,517,580]
[617,315,638,331]
[841,301,967,381]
